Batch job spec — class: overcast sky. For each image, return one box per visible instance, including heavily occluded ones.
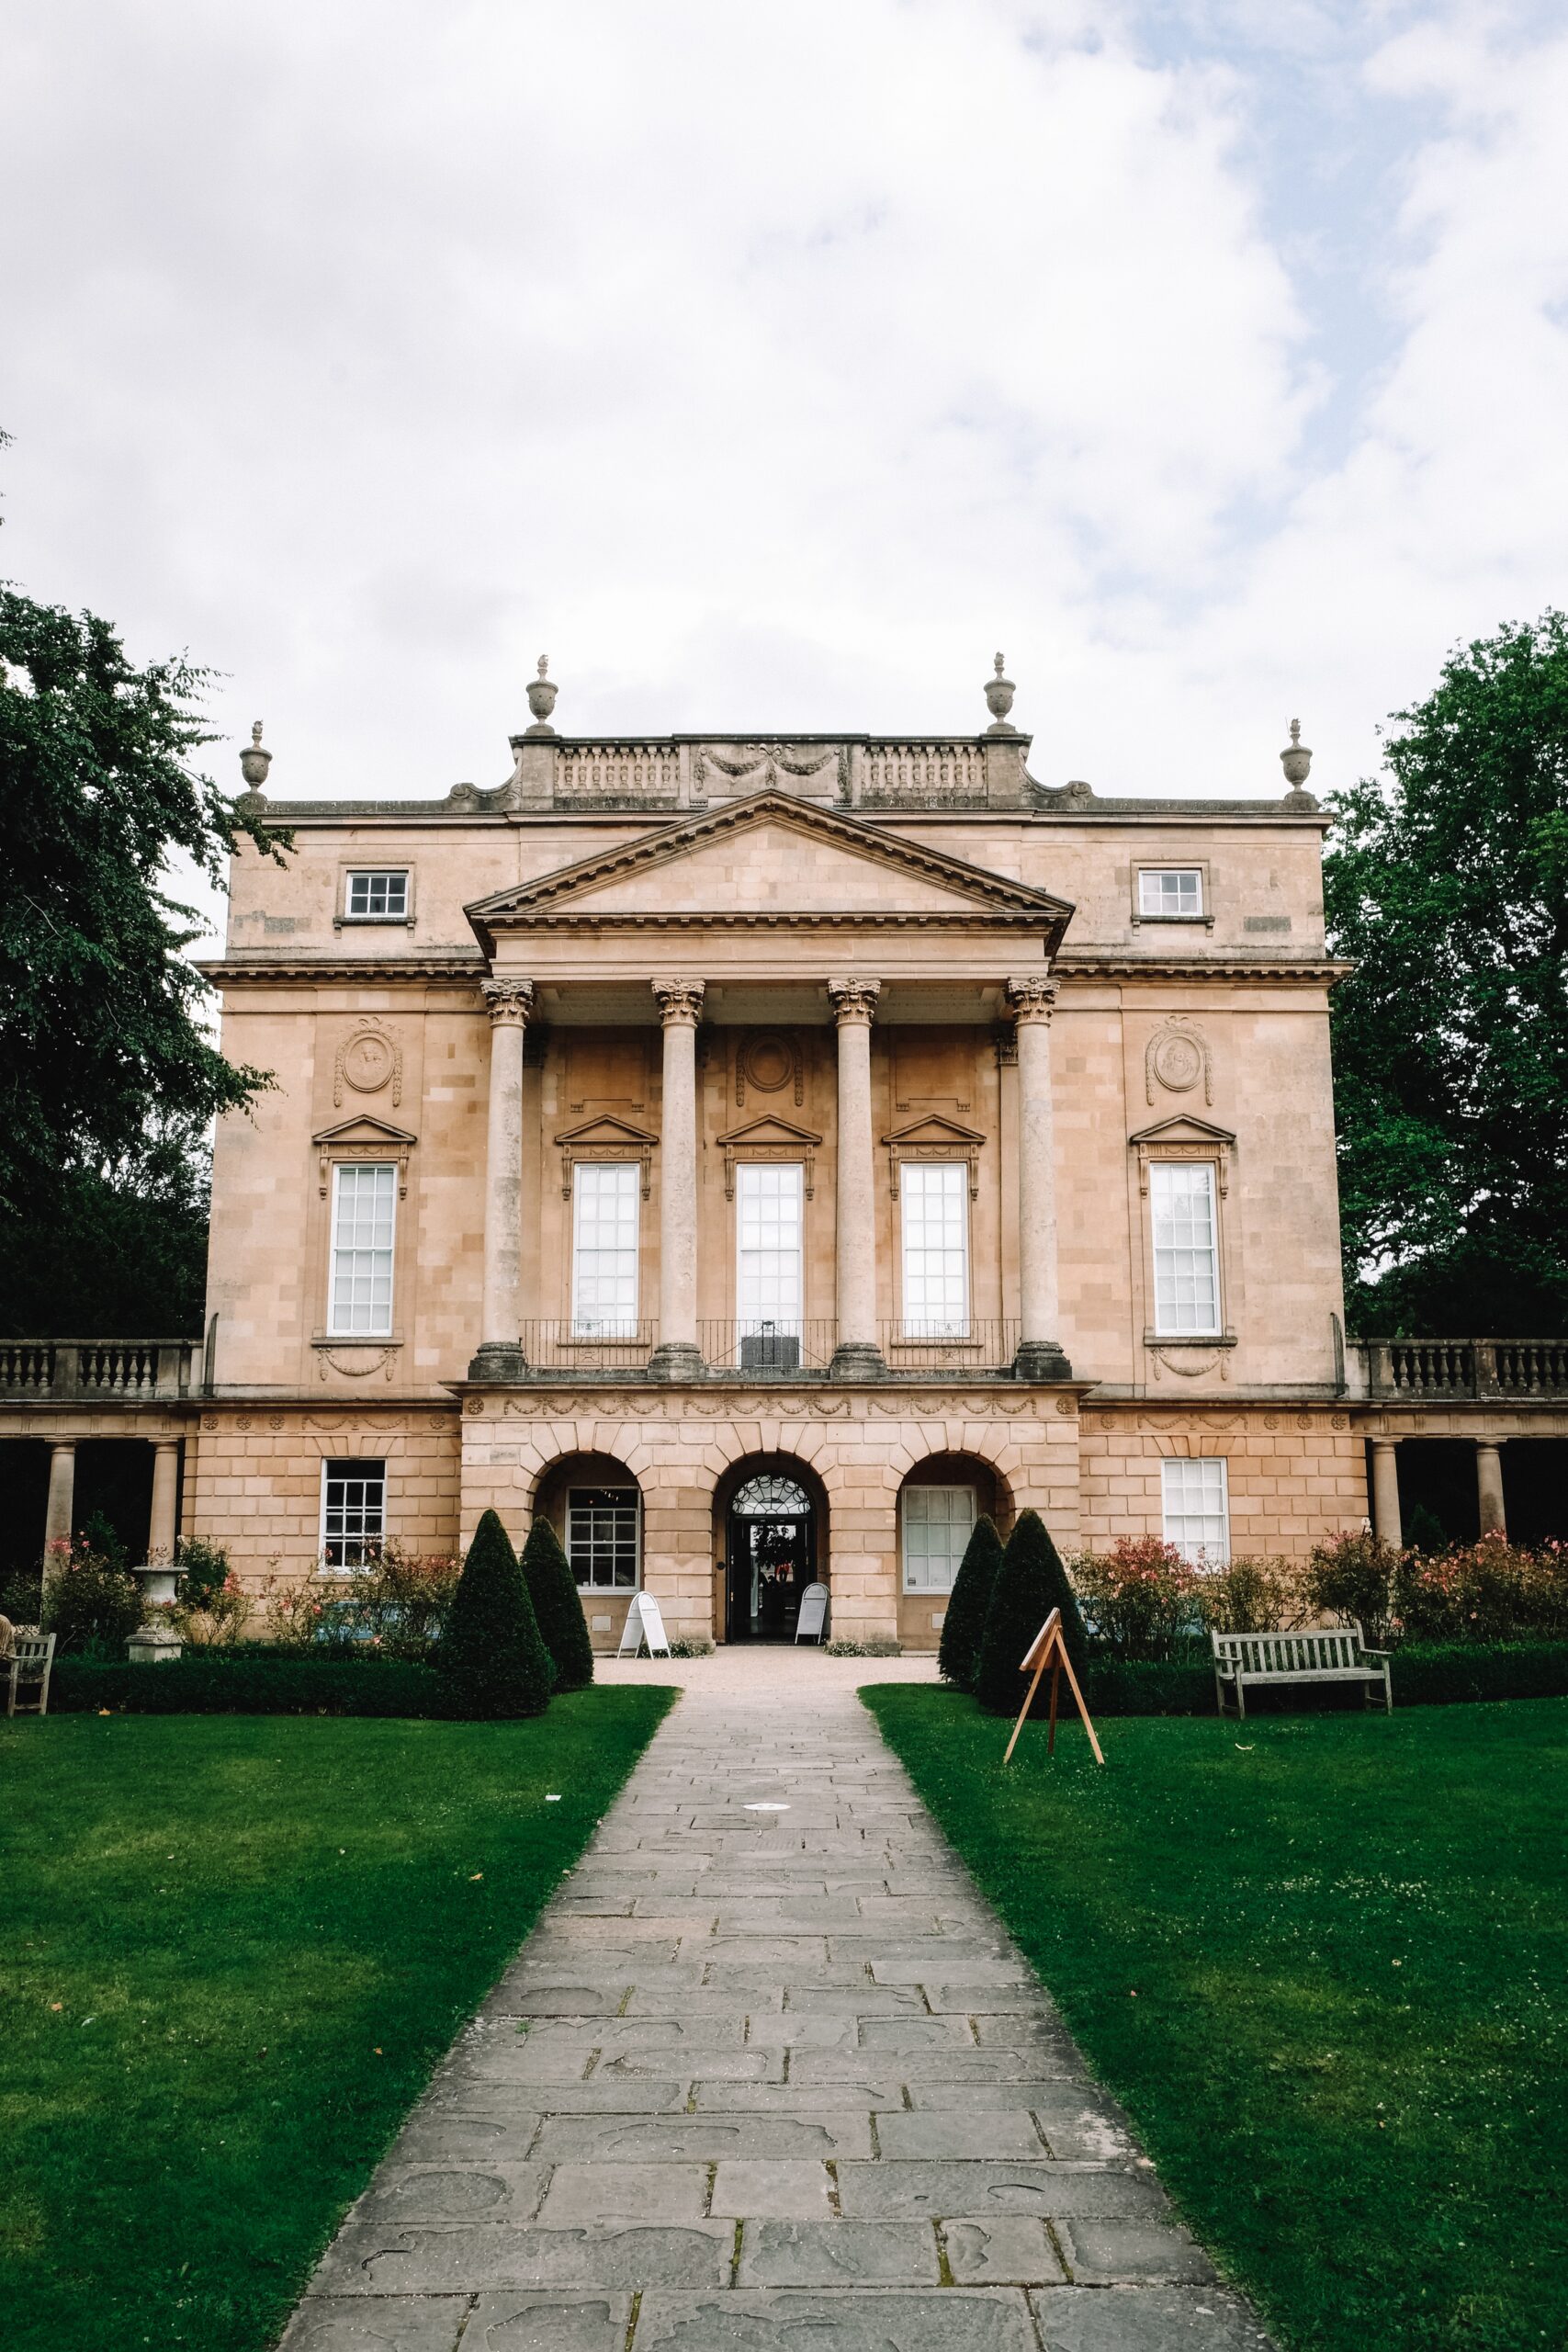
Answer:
[5,0,1568,821]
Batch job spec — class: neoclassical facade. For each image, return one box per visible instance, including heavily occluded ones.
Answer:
[52,660,1565,1645]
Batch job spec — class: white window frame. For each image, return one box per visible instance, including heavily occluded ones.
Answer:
[342,867,411,922]
[1149,1159,1222,1338]
[328,1161,397,1337]
[899,1161,970,1340]
[901,1484,977,1595]
[1135,865,1206,922]
[571,1161,640,1337]
[566,1487,642,1591]
[320,1458,386,1572]
[1162,1458,1230,1565]
[736,1161,805,1337]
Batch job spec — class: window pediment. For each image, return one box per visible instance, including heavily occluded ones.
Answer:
[555,1113,659,1200]
[312,1114,417,1197]
[1129,1114,1235,1195]
[882,1113,987,1201]
[716,1114,823,1200]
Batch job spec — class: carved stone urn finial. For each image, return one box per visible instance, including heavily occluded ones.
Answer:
[984,651,1018,735]
[1280,717,1317,806]
[236,720,272,806]
[525,654,558,737]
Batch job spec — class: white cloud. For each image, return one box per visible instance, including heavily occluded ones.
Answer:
[1,0,1565,814]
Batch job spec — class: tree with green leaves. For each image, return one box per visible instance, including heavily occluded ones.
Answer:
[975,1510,1089,1717]
[0,519,287,1333]
[937,1512,1003,1692]
[520,1516,595,1691]
[438,1509,554,1719]
[1325,613,1568,1336]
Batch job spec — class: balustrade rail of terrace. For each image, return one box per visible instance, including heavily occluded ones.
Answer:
[0,1340,199,1402]
[1361,1338,1568,1401]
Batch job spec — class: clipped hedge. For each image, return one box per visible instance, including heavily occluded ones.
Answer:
[1388,1640,1568,1707]
[51,1654,444,1717]
[1074,1641,1568,1718]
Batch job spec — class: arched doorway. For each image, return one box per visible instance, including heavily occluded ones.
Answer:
[716,1457,825,1643]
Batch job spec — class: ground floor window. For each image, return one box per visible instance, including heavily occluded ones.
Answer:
[567,1487,640,1589]
[321,1458,386,1569]
[902,1483,976,1593]
[1162,1457,1230,1564]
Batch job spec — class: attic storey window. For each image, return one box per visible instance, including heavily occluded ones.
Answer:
[344,869,409,920]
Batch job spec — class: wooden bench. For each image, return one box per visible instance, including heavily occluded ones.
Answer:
[6,1630,56,1717]
[1212,1625,1391,1719]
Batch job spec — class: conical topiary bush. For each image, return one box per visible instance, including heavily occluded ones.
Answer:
[520,1514,595,1691]
[975,1508,1089,1717]
[439,1509,554,1719]
[938,1513,1004,1693]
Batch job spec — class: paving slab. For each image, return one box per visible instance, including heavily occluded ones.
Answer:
[287,1658,1272,2348]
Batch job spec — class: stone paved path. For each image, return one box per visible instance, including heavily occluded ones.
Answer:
[285,1665,1275,2351]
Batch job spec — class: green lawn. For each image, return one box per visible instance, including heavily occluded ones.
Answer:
[0,1691,673,2352]
[865,1687,1568,2352]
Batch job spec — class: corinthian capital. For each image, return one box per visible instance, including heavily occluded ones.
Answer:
[652,977,705,1026]
[482,977,536,1027]
[1006,973,1058,1025]
[827,977,881,1025]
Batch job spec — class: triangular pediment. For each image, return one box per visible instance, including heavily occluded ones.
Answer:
[553,1113,660,1148]
[883,1113,988,1148]
[311,1114,419,1148]
[467,789,1073,944]
[716,1114,825,1149]
[1127,1114,1236,1148]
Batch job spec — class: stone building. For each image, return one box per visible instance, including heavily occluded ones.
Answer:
[8,662,1562,1641]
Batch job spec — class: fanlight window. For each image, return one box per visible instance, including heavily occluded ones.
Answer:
[731,1475,810,1518]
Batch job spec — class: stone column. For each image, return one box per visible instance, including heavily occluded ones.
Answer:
[649,978,705,1380]
[828,978,886,1378]
[1008,974,1072,1381]
[1370,1438,1402,1550]
[42,1440,75,1577]
[1475,1440,1507,1538]
[147,1440,181,1562]
[468,977,535,1380]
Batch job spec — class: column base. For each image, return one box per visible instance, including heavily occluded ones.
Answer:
[466,1340,528,1381]
[829,1340,888,1380]
[1014,1339,1074,1382]
[648,1340,705,1381]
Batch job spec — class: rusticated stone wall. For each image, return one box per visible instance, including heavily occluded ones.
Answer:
[184,1406,462,1587]
[1078,1404,1366,1562]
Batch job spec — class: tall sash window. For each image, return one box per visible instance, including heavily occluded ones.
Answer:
[572,1163,640,1336]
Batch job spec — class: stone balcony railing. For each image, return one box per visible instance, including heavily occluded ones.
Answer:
[0,1339,201,1402]
[1360,1338,1568,1401]
[510,1318,1024,1380]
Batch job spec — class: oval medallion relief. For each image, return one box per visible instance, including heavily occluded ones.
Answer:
[1150,1031,1203,1094]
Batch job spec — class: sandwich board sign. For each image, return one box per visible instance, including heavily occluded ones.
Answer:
[617,1591,671,1657]
[1003,1606,1105,1766]
[795,1582,829,1644]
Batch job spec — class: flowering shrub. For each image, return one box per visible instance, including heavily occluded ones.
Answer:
[1303,1531,1401,1645]
[1072,1538,1201,1661]
[1393,1536,1568,1645]
[40,1537,144,1657]
[171,1566,254,1648]
[1201,1556,1307,1634]
[262,1544,461,1662]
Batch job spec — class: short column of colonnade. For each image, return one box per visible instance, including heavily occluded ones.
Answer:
[468,972,1070,1383]
[35,1434,181,1576]
[1369,1434,1517,1545]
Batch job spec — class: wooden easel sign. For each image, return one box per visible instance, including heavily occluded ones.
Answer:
[1003,1606,1105,1766]
[617,1592,671,1658]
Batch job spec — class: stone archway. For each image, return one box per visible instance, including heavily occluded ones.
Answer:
[712,1453,829,1644]
[531,1450,644,1649]
[897,1449,1013,1650]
